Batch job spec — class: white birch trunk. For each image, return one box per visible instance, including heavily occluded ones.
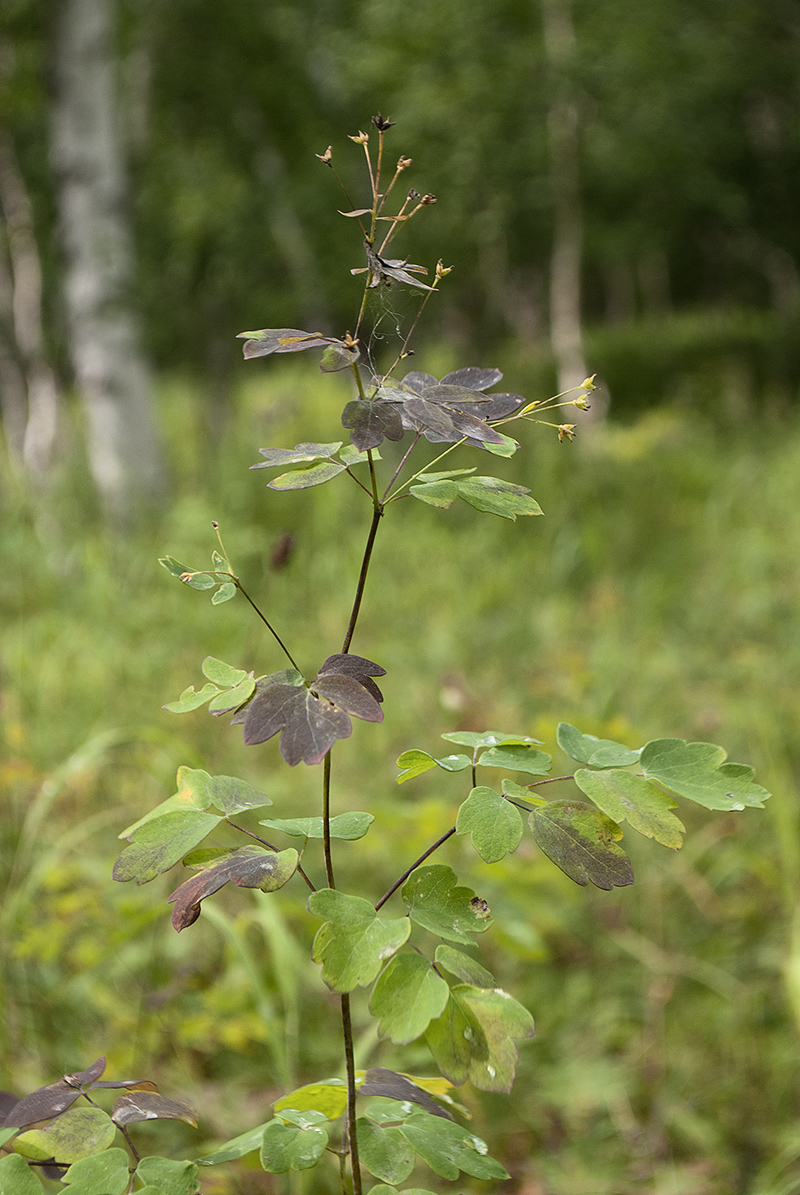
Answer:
[51,0,164,519]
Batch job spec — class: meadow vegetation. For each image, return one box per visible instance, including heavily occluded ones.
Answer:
[2,359,800,1193]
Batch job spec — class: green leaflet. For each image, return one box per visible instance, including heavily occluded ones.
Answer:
[574,768,685,849]
[456,787,523,862]
[369,953,450,1044]
[14,1107,116,1163]
[269,460,346,490]
[133,1157,201,1194]
[401,865,492,944]
[528,800,634,890]
[640,738,771,810]
[557,722,641,768]
[477,745,552,776]
[273,1079,349,1121]
[426,985,534,1093]
[202,656,248,687]
[357,1119,415,1185]
[206,774,273,814]
[410,476,541,520]
[211,581,237,604]
[395,750,471,783]
[309,890,411,991]
[434,944,496,988]
[62,1150,129,1195]
[259,1120,328,1173]
[0,1154,41,1195]
[197,1124,270,1166]
[259,812,373,839]
[118,766,214,837]
[113,809,223,885]
[397,1111,509,1180]
[441,730,543,748]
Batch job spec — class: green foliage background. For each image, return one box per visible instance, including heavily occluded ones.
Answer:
[3,363,800,1193]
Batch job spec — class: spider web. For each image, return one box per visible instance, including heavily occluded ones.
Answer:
[360,282,425,382]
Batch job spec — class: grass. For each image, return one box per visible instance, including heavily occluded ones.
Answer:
[2,363,800,1192]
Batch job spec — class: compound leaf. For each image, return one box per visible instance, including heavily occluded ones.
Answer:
[14,1107,115,1163]
[259,812,373,840]
[243,685,352,765]
[456,787,523,863]
[357,1120,415,1185]
[369,954,450,1044]
[401,866,492,944]
[309,889,411,991]
[259,1120,327,1173]
[113,810,223,885]
[442,730,542,748]
[557,723,640,768]
[640,738,770,810]
[574,768,685,848]
[168,847,298,930]
[528,801,634,889]
[312,674,383,722]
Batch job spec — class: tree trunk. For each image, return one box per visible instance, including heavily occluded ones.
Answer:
[0,133,60,480]
[50,0,165,521]
[540,0,596,411]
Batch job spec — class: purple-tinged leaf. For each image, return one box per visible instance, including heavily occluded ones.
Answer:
[420,384,492,406]
[313,675,383,723]
[112,1092,198,1127]
[252,442,343,469]
[113,810,223,885]
[168,846,298,931]
[237,329,337,360]
[341,400,404,451]
[338,208,371,217]
[318,653,386,679]
[64,1058,106,1088]
[400,371,438,394]
[3,1083,80,1128]
[320,344,359,372]
[359,1069,452,1120]
[91,1079,158,1092]
[230,670,305,725]
[243,684,306,746]
[439,367,503,391]
[244,685,352,765]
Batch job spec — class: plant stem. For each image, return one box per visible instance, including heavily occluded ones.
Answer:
[340,992,363,1195]
[341,504,383,654]
[322,751,335,889]
[235,580,301,671]
[380,432,421,503]
[375,826,457,911]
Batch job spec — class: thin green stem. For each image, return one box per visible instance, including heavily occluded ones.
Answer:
[375,827,457,911]
[380,433,422,504]
[229,820,316,892]
[340,993,362,1195]
[384,437,467,503]
[322,752,335,890]
[341,505,383,654]
[235,580,301,671]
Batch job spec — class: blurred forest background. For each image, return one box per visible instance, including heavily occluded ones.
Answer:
[2,0,800,1192]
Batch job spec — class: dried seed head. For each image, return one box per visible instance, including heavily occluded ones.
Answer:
[435,260,454,279]
[349,130,369,145]
[315,145,332,165]
[408,188,420,200]
[420,193,437,206]
[372,113,395,132]
[397,156,412,171]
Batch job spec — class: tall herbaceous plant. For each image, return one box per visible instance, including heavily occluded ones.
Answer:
[0,117,770,1195]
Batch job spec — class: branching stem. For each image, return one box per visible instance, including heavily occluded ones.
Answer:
[341,504,383,654]
[375,826,457,911]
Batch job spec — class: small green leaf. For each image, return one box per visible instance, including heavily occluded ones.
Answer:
[398,1111,509,1180]
[396,750,471,783]
[14,1107,116,1163]
[477,745,552,776]
[426,985,534,1093]
[259,1120,328,1173]
[640,738,770,810]
[455,476,542,520]
[481,432,519,457]
[260,812,373,839]
[369,954,450,1043]
[207,675,256,714]
[574,768,685,848]
[441,730,542,748]
[113,809,223,884]
[309,889,411,991]
[211,550,228,571]
[202,656,247,686]
[434,944,496,988]
[501,778,548,806]
[528,800,634,889]
[0,1154,42,1195]
[253,441,343,468]
[269,461,346,490]
[159,555,191,578]
[163,682,220,713]
[206,775,272,814]
[133,1157,200,1195]
[456,787,523,862]
[119,767,214,837]
[409,480,458,509]
[63,1149,130,1195]
[413,468,476,482]
[401,865,492,944]
[197,1124,269,1165]
[557,723,640,768]
[320,343,359,372]
[273,1080,348,1122]
[182,572,216,590]
[357,1120,415,1185]
[211,582,237,605]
